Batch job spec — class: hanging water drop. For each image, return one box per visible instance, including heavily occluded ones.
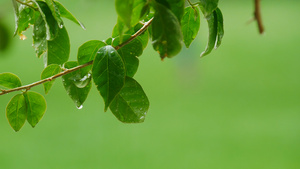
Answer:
[77,105,83,109]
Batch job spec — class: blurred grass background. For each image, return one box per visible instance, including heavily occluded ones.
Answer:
[0,0,300,168]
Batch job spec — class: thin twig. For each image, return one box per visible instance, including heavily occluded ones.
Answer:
[0,17,154,96]
[15,0,38,11]
[254,0,264,34]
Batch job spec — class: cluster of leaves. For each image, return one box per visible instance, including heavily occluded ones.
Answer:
[0,0,223,132]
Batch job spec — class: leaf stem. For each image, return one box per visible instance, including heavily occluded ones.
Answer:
[0,17,154,96]
[254,0,264,34]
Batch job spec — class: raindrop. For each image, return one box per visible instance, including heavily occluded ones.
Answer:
[77,105,83,109]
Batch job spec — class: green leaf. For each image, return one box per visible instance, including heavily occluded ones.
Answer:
[215,7,224,48]
[115,0,134,28]
[62,61,92,109]
[33,14,47,57]
[131,0,148,26]
[12,0,20,36]
[155,0,185,22]
[110,77,149,123]
[41,64,61,94]
[17,5,39,37]
[6,94,27,132]
[200,11,218,57]
[92,46,126,111]
[198,0,219,18]
[152,2,183,59]
[181,7,200,48]
[55,1,86,30]
[0,73,22,89]
[45,26,70,66]
[112,35,143,77]
[23,91,47,128]
[77,40,106,74]
[32,1,59,40]
[45,0,63,28]
[112,18,126,39]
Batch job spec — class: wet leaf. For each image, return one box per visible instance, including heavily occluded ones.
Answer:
[200,11,218,57]
[17,5,39,37]
[45,0,63,28]
[55,1,85,30]
[110,77,149,123]
[41,64,61,94]
[77,40,106,74]
[113,35,143,77]
[6,94,27,132]
[181,6,200,48]
[92,46,126,111]
[62,61,92,108]
[215,8,224,48]
[33,14,47,57]
[45,26,70,66]
[0,73,22,89]
[23,91,47,128]
[152,2,183,59]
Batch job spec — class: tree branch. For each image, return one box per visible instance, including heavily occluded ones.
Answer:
[0,17,154,96]
[254,0,264,34]
[15,0,38,11]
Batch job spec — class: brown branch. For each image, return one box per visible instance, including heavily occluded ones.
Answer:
[254,0,264,34]
[0,17,154,96]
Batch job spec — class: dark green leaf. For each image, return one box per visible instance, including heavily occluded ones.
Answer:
[152,2,183,59]
[41,64,61,94]
[55,1,86,30]
[110,77,149,123]
[198,0,219,18]
[92,46,126,111]
[155,0,185,22]
[45,26,70,66]
[115,0,134,28]
[45,0,64,28]
[62,61,92,109]
[200,12,218,57]
[32,1,59,40]
[112,35,143,77]
[6,94,27,132]
[77,40,106,74]
[215,8,224,48]
[0,73,22,89]
[181,6,200,48]
[23,91,47,128]
[17,5,39,37]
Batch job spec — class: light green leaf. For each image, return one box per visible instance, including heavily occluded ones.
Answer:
[92,46,126,111]
[181,6,200,48]
[200,12,218,57]
[110,77,149,123]
[45,0,63,28]
[23,91,47,128]
[6,94,27,132]
[45,26,70,66]
[33,14,47,58]
[62,61,92,108]
[112,35,143,77]
[12,0,20,36]
[17,5,39,37]
[152,2,183,59]
[55,1,86,30]
[77,40,106,74]
[198,0,219,18]
[0,73,22,89]
[155,0,185,22]
[41,64,61,94]
[131,0,148,26]
[115,0,134,28]
[215,7,224,48]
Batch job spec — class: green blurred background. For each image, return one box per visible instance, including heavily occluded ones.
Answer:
[0,0,300,168]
